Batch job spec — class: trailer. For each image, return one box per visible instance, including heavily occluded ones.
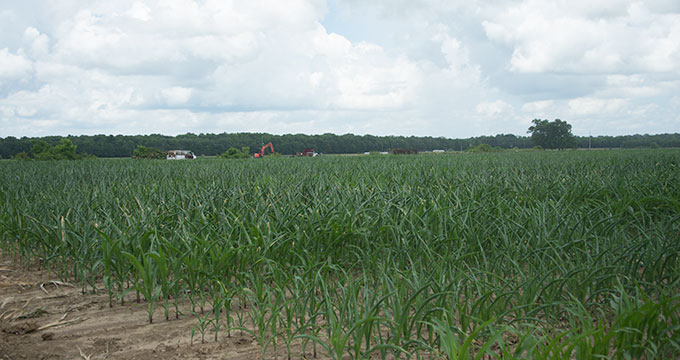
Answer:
[296,148,317,156]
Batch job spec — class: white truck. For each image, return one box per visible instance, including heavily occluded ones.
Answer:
[166,150,196,160]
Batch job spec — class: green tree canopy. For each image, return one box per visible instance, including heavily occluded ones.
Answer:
[3,131,680,158]
[527,119,576,150]
[54,138,79,160]
[220,147,249,159]
[30,140,52,158]
[133,145,165,159]
[30,138,82,160]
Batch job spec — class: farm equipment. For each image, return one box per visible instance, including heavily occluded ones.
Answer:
[254,142,275,158]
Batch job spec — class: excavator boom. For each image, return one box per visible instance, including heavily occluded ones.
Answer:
[254,142,274,158]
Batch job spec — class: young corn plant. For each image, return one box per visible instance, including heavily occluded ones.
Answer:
[166,243,188,319]
[208,279,230,342]
[240,265,283,360]
[380,271,444,356]
[2,149,680,360]
[348,282,396,359]
[278,290,299,360]
[299,272,405,360]
[122,250,160,323]
[96,227,120,308]
[610,285,680,359]
[191,311,212,345]
[148,248,172,321]
[215,280,234,338]
[429,316,505,360]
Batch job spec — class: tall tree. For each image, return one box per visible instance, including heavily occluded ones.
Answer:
[528,119,576,150]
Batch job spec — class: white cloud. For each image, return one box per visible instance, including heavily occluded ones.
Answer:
[329,44,421,110]
[0,0,678,138]
[0,48,32,79]
[161,87,193,106]
[521,100,557,119]
[435,29,471,74]
[477,100,512,117]
[628,103,659,117]
[207,23,424,112]
[126,2,152,21]
[481,1,680,74]
[23,27,50,58]
[568,97,627,116]
[522,100,553,113]
[598,75,661,98]
[16,106,37,117]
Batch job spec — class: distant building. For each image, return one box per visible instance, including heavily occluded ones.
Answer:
[297,148,317,156]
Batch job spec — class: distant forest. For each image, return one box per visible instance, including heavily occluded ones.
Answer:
[1,132,679,158]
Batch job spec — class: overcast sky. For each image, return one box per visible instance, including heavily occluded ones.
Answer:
[1,0,679,138]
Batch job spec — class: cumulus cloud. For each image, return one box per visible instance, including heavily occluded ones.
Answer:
[0,0,678,138]
[477,100,513,117]
[162,87,193,106]
[23,27,50,58]
[481,1,680,74]
[522,100,553,113]
[0,48,33,80]
[568,97,627,116]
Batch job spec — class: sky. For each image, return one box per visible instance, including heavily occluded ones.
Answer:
[0,0,679,138]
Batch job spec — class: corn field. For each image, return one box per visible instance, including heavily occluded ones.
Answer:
[1,150,679,359]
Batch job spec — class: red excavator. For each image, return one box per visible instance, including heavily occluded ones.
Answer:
[254,142,274,158]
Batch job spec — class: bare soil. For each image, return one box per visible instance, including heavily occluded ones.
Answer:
[0,254,302,360]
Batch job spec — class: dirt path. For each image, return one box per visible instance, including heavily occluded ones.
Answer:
[0,255,273,360]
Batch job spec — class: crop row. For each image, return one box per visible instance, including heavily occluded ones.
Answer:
[1,150,679,359]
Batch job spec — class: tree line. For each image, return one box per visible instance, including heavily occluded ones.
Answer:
[1,132,679,158]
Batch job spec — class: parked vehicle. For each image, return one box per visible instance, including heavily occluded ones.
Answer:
[166,150,196,160]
